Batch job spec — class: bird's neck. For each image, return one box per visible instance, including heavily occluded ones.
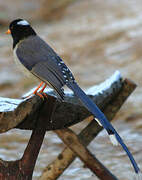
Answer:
[12,29,36,49]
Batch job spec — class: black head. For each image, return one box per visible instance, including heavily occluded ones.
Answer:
[8,19,36,48]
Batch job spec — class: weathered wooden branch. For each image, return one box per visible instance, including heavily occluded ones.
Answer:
[0,96,56,180]
[0,72,136,180]
[0,71,122,133]
[55,128,118,180]
[39,79,136,180]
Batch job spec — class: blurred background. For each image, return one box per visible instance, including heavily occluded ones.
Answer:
[0,0,142,179]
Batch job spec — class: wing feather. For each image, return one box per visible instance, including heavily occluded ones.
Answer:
[31,62,65,100]
[15,35,67,99]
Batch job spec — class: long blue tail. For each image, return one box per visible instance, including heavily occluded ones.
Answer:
[67,81,140,174]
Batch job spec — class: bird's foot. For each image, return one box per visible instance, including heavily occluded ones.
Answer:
[38,91,48,99]
[22,82,48,100]
[35,92,45,100]
[22,92,48,100]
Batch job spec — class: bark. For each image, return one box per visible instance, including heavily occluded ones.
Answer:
[0,96,56,180]
[0,75,136,180]
[39,79,136,180]
[0,74,122,133]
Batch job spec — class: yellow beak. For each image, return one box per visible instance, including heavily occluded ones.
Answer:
[6,29,11,34]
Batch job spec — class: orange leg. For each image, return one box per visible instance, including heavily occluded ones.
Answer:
[33,81,44,95]
[34,82,48,99]
[23,82,47,100]
[39,84,47,93]
[39,84,48,99]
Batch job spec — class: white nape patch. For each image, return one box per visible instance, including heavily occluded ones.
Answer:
[109,134,118,146]
[17,20,29,26]
[134,171,142,180]
[95,118,102,126]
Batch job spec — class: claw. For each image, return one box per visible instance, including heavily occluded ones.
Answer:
[35,92,45,100]
[40,92,48,99]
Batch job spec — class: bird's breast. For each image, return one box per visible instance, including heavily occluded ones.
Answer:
[13,46,36,79]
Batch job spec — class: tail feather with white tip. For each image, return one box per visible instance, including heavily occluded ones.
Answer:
[67,81,140,174]
[109,134,118,146]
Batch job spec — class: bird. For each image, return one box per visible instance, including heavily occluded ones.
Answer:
[6,18,140,175]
